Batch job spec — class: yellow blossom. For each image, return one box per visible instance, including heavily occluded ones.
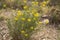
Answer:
[24,6,28,9]
[17,10,23,16]
[35,2,38,5]
[17,13,22,16]
[32,1,38,5]
[42,4,46,7]
[32,2,35,4]
[43,19,49,24]
[31,9,37,14]
[43,1,47,4]
[30,26,34,30]
[10,0,14,2]
[15,17,18,21]
[33,18,36,20]
[3,4,6,7]
[41,1,47,7]
[17,10,21,13]
[21,18,25,21]
[38,21,43,24]
[27,18,31,22]
[24,34,28,37]
[21,30,25,33]
[23,0,27,3]
[34,13,39,17]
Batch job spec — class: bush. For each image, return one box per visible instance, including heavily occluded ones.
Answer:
[6,0,50,40]
[7,10,40,40]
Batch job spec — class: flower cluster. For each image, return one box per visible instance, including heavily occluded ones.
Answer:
[7,0,50,40]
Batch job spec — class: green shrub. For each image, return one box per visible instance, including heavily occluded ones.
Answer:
[6,0,50,40]
[7,10,40,40]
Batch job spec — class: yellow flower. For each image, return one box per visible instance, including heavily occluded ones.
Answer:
[15,17,18,21]
[38,21,43,24]
[34,13,39,17]
[24,6,28,9]
[31,9,36,14]
[23,0,27,3]
[43,19,49,24]
[24,34,28,37]
[32,1,35,4]
[17,10,23,16]
[21,18,25,21]
[33,18,36,20]
[42,4,46,7]
[17,13,22,16]
[30,26,34,30]
[27,18,31,22]
[41,1,47,7]
[3,4,6,7]
[11,0,14,2]
[35,2,38,5]
[32,1,38,5]
[21,30,25,33]
[43,1,47,4]
[17,10,21,13]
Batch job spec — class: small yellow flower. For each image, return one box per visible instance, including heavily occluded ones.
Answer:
[32,1,38,5]
[43,19,49,24]
[24,1,27,3]
[15,17,18,21]
[38,21,43,24]
[33,18,36,20]
[30,26,34,30]
[3,4,6,7]
[32,1,35,4]
[23,0,27,3]
[17,10,21,13]
[24,34,28,37]
[10,0,14,2]
[31,10,36,14]
[17,13,22,16]
[41,1,47,7]
[27,18,31,22]
[34,13,39,17]
[17,10,23,16]
[21,30,25,33]
[24,6,28,9]
[42,4,46,7]
[21,18,25,21]
[35,2,38,5]
[43,1,47,4]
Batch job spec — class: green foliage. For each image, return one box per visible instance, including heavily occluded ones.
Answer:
[7,10,40,40]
